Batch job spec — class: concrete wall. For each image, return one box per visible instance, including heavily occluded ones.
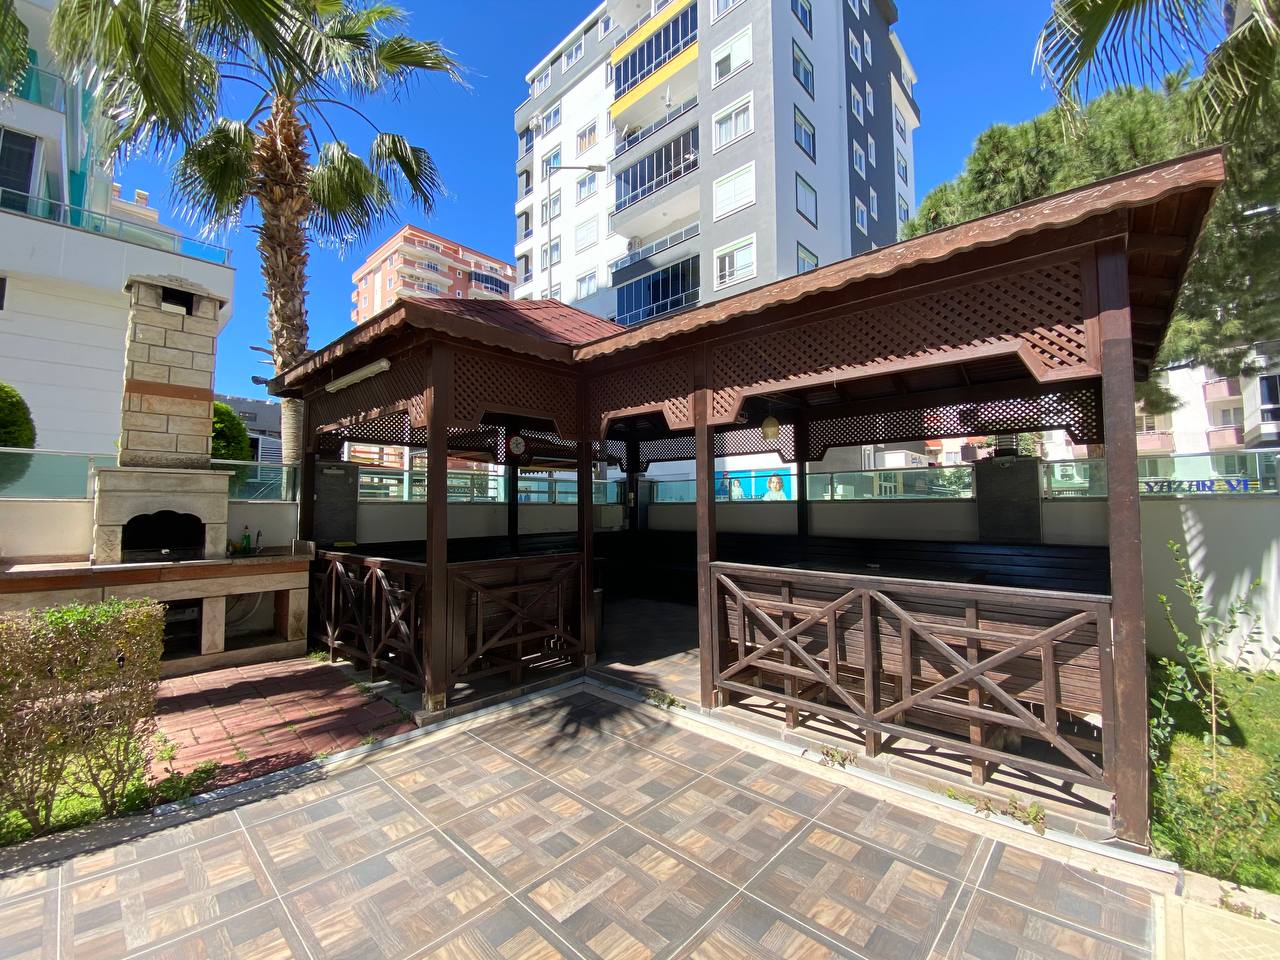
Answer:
[227,501,299,551]
[0,499,93,558]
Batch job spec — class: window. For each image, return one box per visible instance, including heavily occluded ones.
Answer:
[574,216,598,252]
[615,256,700,326]
[853,142,866,177]
[541,148,561,180]
[797,244,818,274]
[576,171,597,203]
[855,198,868,234]
[713,162,755,219]
[577,270,598,299]
[1219,406,1244,426]
[1262,374,1280,422]
[0,128,37,209]
[542,102,561,132]
[714,235,756,289]
[848,31,861,68]
[598,15,614,38]
[897,194,910,223]
[360,277,367,288]
[518,170,532,198]
[533,69,550,96]
[712,94,753,151]
[360,294,368,307]
[867,134,876,166]
[869,187,878,219]
[540,190,561,224]
[796,174,817,225]
[713,26,752,85]
[865,81,874,115]
[386,273,394,289]
[896,148,909,184]
[550,283,561,300]
[562,36,584,70]
[540,238,561,269]
[850,85,864,122]
[792,42,814,97]
[712,0,747,21]
[794,107,815,160]
[791,0,812,35]
[864,29,872,63]
[863,0,870,13]
[1136,412,1159,433]
[576,121,597,155]
[894,104,907,139]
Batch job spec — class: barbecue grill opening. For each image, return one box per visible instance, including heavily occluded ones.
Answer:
[121,511,205,563]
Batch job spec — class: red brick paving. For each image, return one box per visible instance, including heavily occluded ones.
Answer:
[152,659,416,788]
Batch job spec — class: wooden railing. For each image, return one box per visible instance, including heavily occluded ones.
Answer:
[313,549,583,700]
[711,562,1116,789]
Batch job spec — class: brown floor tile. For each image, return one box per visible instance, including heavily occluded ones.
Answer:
[441,779,619,890]
[520,826,735,960]
[818,795,989,881]
[629,723,742,773]
[0,889,57,960]
[367,730,481,779]
[675,894,847,959]
[410,898,573,959]
[60,832,274,960]
[747,822,959,959]
[286,831,504,959]
[634,777,808,886]
[474,712,622,775]
[244,780,429,892]
[936,890,1149,959]
[0,865,57,906]
[130,901,309,959]
[61,809,241,884]
[384,742,540,825]
[977,844,1153,947]
[235,765,379,826]
[712,754,844,818]
[551,738,702,819]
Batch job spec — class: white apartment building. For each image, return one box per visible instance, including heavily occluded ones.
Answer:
[0,0,235,454]
[512,0,920,326]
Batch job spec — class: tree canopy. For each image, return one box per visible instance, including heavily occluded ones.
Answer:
[904,77,1280,409]
[211,402,252,461]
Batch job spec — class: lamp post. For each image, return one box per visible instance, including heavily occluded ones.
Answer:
[544,163,605,301]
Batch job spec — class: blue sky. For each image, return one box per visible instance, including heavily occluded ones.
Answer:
[118,1,1061,399]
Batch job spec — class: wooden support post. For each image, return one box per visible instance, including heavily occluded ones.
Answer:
[424,345,452,713]
[506,459,519,556]
[625,438,641,531]
[862,591,881,757]
[694,361,718,709]
[298,445,317,543]
[1097,238,1150,848]
[576,395,597,667]
[966,602,989,785]
[795,415,810,546]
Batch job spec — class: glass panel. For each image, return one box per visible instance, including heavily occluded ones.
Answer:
[214,461,298,501]
[0,449,116,499]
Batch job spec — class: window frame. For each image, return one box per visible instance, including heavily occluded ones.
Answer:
[792,41,815,98]
[848,30,861,69]
[896,148,909,184]
[574,215,598,253]
[793,105,816,160]
[797,244,818,275]
[712,161,756,221]
[711,0,748,23]
[576,171,597,203]
[853,141,866,177]
[562,36,584,70]
[540,147,562,181]
[576,120,598,156]
[855,197,868,235]
[712,25,753,86]
[576,269,599,299]
[712,93,754,152]
[850,84,864,122]
[869,187,878,220]
[533,69,551,96]
[796,173,818,227]
[791,0,813,36]
[865,81,874,115]
[713,233,758,290]
[542,101,561,133]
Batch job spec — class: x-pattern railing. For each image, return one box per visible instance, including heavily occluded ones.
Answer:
[712,562,1114,789]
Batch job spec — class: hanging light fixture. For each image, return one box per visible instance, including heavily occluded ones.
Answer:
[761,415,781,442]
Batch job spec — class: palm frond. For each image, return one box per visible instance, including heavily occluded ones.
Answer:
[173,120,257,230]
[1195,1,1280,137]
[0,0,28,96]
[307,140,394,246]
[368,133,441,211]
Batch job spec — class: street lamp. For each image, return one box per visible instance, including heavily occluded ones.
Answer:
[544,163,605,301]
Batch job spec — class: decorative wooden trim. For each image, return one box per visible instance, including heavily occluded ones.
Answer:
[123,380,214,403]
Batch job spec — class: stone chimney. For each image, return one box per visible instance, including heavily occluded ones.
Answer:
[119,276,226,468]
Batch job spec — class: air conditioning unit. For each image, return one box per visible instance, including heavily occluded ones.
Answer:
[529,115,542,132]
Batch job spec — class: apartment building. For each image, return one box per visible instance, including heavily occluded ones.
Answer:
[0,0,235,453]
[350,226,517,324]
[512,0,920,324]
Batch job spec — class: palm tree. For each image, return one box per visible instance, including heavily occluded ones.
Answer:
[172,3,457,462]
[1036,0,1278,139]
[2,0,318,148]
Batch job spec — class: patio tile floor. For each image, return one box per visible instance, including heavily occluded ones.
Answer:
[0,689,1166,959]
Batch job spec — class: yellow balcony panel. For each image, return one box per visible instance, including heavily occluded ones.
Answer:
[611,43,698,121]
[612,2,693,64]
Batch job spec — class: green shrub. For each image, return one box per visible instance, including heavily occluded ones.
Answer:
[0,381,36,490]
[0,599,164,833]
[212,401,252,461]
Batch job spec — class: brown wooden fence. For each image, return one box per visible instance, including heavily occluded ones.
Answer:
[711,561,1116,789]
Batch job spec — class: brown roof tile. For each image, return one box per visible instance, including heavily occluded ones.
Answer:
[400,297,622,346]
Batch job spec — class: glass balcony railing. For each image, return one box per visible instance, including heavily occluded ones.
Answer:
[0,450,296,500]
[651,467,972,504]
[0,190,231,265]
[610,221,699,274]
[356,467,623,504]
[1042,451,1279,498]
[613,151,698,213]
[220,461,298,501]
[614,96,698,157]
[16,64,65,111]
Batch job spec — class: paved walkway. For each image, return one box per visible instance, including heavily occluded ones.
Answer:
[154,659,416,787]
[0,688,1195,959]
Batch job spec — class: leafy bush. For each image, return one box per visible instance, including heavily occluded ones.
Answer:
[0,599,164,834]
[0,381,36,489]
[212,401,252,461]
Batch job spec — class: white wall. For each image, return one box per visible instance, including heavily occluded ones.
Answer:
[356,501,625,544]
[0,499,92,559]
[226,501,299,550]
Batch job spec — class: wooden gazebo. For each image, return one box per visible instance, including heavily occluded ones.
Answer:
[272,149,1225,846]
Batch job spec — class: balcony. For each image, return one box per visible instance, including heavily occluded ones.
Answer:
[1136,431,1175,454]
[614,96,698,160]
[1203,377,1242,403]
[1206,425,1245,450]
[611,2,698,128]
[15,64,65,112]
[0,189,230,265]
[610,221,700,274]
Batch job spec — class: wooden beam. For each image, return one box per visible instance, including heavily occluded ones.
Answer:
[1096,238,1150,849]
[577,384,597,666]
[1130,306,1166,329]
[694,350,718,709]
[1127,274,1177,297]
[1128,233,1188,255]
[424,344,453,713]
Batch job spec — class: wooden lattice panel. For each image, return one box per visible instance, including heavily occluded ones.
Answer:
[710,260,1090,423]
[587,353,694,437]
[452,351,580,439]
[307,349,427,432]
[806,384,1103,457]
[715,423,796,462]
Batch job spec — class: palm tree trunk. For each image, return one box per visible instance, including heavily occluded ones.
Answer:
[254,95,311,464]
